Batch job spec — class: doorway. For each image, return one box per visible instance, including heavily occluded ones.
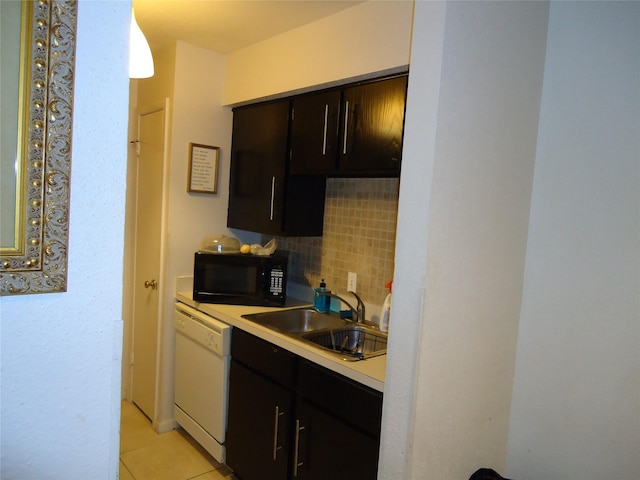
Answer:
[123,104,169,425]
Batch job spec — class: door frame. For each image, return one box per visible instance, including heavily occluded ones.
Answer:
[122,99,171,432]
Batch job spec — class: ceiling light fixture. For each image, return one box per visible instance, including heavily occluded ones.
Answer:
[129,8,154,78]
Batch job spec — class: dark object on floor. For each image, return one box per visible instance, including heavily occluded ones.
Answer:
[469,468,512,480]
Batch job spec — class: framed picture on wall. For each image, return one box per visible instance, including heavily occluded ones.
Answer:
[188,143,219,194]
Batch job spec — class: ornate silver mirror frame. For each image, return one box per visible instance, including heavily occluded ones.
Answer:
[0,0,78,295]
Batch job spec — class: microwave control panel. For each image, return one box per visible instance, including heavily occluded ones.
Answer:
[268,268,285,297]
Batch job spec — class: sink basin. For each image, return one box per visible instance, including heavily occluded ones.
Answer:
[301,326,387,360]
[242,308,349,333]
[241,308,387,361]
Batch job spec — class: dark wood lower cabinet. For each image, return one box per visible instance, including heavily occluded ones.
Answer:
[294,400,379,480]
[226,360,293,480]
[226,329,382,480]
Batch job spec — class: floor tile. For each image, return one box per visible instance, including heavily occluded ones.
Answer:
[121,429,218,480]
[120,400,234,480]
[190,465,237,479]
[119,460,135,480]
[120,400,161,453]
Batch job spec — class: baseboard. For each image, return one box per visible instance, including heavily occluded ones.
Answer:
[154,417,177,434]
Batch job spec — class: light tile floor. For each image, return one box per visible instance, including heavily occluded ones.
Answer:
[119,401,237,480]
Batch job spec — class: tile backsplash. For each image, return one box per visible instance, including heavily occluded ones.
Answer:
[268,177,399,306]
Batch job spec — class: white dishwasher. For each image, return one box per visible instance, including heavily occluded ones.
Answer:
[174,302,231,463]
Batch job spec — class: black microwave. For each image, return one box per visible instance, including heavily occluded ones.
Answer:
[193,251,288,306]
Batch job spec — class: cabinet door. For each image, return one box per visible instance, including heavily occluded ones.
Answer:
[227,100,326,236]
[226,360,292,480]
[295,360,382,480]
[294,399,379,480]
[289,90,341,174]
[297,359,383,438]
[227,100,289,235]
[338,75,407,175]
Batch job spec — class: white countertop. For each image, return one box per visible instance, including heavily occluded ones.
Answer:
[176,292,386,392]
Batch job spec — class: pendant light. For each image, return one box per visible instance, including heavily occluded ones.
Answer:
[129,8,154,78]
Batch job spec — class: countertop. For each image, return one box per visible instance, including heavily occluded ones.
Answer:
[176,292,386,392]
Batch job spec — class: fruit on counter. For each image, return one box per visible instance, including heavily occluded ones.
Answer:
[240,244,251,254]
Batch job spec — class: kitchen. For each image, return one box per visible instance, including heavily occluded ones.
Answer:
[1,2,637,480]
[123,2,412,438]
[123,2,411,478]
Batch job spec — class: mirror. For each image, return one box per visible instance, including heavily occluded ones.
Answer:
[0,0,78,295]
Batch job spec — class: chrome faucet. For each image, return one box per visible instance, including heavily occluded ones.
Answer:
[320,290,366,323]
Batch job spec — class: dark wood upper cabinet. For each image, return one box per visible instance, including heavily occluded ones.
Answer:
[227,74,407,236]
[289,90,341,174]
[338,75,407,175]
[227,100,326,236]
[289,74,408,177]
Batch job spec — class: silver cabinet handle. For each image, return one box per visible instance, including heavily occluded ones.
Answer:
[343,100,349,154]
[293,419,305,477]
[272,406,284,460]
[269,176,276,221]
[322,104,329,156]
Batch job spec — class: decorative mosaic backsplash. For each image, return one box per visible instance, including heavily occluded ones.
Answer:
[268,177,399,306]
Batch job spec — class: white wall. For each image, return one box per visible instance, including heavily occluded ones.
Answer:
[507,2,640,479]
[383,2,550,479]
[154,41,260,427]
[0,2,130,478]
[223,0,414,105]
[121,79,138,401]
[378,2,447,477]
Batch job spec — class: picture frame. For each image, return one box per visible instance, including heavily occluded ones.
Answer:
[188,143,219,194]
[1,0,78,295]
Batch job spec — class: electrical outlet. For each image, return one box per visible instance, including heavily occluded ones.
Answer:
[347,272,357,292]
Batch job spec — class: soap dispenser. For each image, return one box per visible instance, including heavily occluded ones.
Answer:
[313,279,331,313]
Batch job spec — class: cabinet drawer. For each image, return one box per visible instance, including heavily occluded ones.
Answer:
[297,359,382,438]
[231,328,297,388]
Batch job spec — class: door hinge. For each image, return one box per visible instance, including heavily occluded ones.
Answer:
[130,140,141,156]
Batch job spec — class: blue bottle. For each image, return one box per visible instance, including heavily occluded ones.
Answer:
[313,279,330,313]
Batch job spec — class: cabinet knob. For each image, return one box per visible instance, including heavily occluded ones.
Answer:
[144,279,157,290]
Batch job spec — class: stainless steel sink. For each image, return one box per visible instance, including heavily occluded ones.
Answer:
[241,308,387,361]
[301,326,387,360]
[242,308,349,333]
